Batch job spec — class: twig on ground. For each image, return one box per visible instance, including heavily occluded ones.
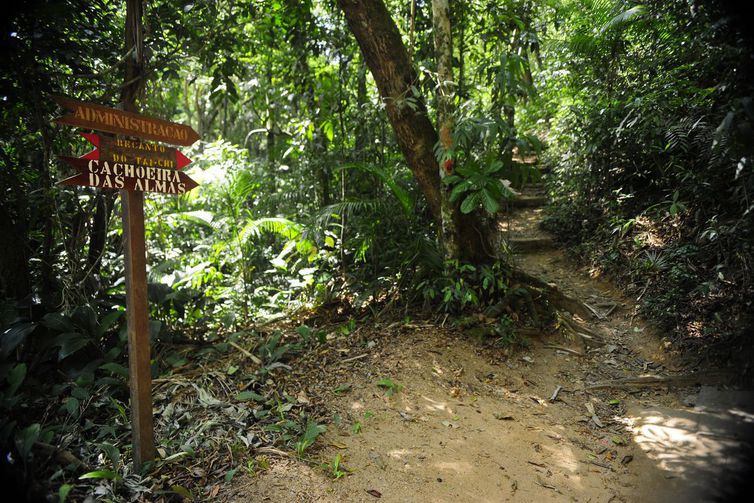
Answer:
[341,353,369,364]
[229,341,263,365]
[549,385,563,402]
[543,344,584,356]
[583,303,605,320]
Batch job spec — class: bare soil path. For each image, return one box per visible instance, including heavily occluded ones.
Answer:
[221,183,754,502]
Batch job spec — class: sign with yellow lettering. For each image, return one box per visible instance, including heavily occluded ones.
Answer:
[58,156,198,195]
[79,133,193,170]
[53,95,200,146]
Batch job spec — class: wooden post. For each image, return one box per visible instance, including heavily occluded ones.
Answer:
[122,0,154,471]
[121,189,154,470]
[53,0,199,473]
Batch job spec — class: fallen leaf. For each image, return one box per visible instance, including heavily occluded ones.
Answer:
[585,402,603,427]
[330,442,348,449]
[366,489,382,498]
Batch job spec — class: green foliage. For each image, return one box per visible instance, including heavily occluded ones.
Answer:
[416,260,510,314]
[539,0,754,344]
[444,159,515,215]
[322,453,346,479]
[8,0,752,499]
[491,316,531,351]
[376,378,403,396]
[294,420,326,458]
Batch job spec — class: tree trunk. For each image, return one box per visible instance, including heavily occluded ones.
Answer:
[87,192,115,277]
[338,0,495,263]
[431,0,460,261]
[0,203,31,299]
[355,57,368,156]
[337,0,442,218]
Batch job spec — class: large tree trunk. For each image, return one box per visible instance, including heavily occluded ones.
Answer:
[337,0,441,218]
[338,0,495,263]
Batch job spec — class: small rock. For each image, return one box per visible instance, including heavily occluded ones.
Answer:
[368,450,387,469]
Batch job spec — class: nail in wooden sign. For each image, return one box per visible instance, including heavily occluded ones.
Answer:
[80,133,193,170]
[53,95,200,146]
[58,156,199,195]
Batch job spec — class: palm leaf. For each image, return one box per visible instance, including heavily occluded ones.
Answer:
[600,5,646,34]
[341,163,415,215]
[239,217,303,243]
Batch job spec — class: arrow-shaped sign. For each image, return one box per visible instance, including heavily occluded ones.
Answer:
[80,133,192,170]
[53,95,200,147]
[58,156,199,195]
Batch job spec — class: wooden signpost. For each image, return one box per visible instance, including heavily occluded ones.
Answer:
[58,156,198,194]
[53,95,200,146]
[54,96,200,470]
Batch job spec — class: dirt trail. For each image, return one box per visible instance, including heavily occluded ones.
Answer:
[222,183,754,502]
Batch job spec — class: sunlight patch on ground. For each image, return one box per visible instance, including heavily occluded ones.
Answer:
[433,460,474,474]
[624,411,722,474]
[421,395,451,413]
[387,448,412,461]
[541,443,581,474]
[622,393,754,502]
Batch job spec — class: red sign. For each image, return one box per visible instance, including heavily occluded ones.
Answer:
[58,156,198,195]
[80,133,192,170]
[53,95,200,146]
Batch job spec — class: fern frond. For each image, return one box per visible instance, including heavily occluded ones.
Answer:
[312,199,385,230]
[239,217,303,243]
[340,163,415,214]
[600,5,646,34]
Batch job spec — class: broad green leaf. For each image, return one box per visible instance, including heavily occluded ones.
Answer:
[15,423,40,460]
[64,397,79,416]
[224,467,238,482]
[460,192,480,214]
[99,362,129,378]
[6,363,26,396]
[1,322,36,358]
[236,390,265,402]
[79,470,121,481]
[41,313,75,333]
[449,180,471,203]
[99,442,120,471]
[171,485,193,500]
[97,311,123,337]
[58,484,74,503]
[71,386,89,401]
[480,188,500,215]
[52,333,90,360]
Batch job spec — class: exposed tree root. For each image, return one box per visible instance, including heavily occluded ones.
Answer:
[558,311,606,349]
[509,268,594,320]
[585,371,733,390]
[485,268,596,343]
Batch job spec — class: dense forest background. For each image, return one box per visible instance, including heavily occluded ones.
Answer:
[1,0,752,500]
